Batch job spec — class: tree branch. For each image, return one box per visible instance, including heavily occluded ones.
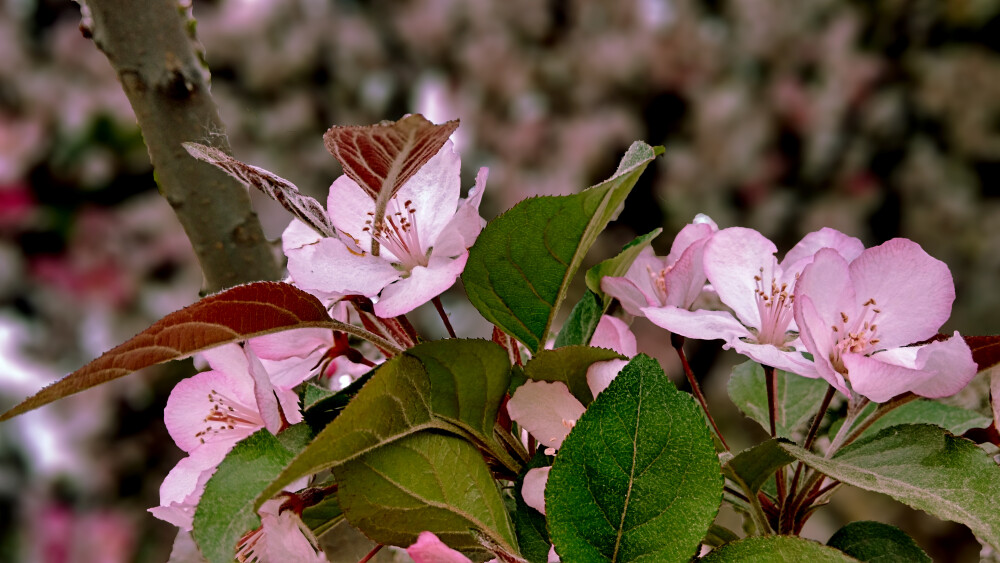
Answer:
[80,0,281,292]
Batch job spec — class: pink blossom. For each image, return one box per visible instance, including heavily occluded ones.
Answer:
[601,214,717,316]
[793,239,976,402]
[507,316,636,516]
[235,499,328,563]
[150,344,306,530]
[406,531,475,563]
[643,227,865,377]
[285,142,487,317]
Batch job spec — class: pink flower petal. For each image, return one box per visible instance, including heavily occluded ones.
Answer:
[587,359,628,398]
[780,227,865,272]
[664,237,710,309]
[847,332,977,402]
[373,252,468,317]
[406,532,473,563]
[149,446,228,531]
[447,167,488,247]
[794,294,850,395]
[848,238,955,349]
[244,347,285,434]
[249,328,332,361]
[163,367,259,453]
[590,315,637,356]
[728,340,819,379]
[281,219,323,253]
[325,174,377,253]
[395,141,462,249]
[522,467,550,515]
[601,275,656,317]
[286,237,401,297]
[642,306,749,343]
[703,228,779,329]
[507,381,584,450]
[665,216,717,264]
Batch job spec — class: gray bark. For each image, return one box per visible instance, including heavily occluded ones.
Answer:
[81,0,281,292]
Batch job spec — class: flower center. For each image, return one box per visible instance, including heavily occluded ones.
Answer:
[828,298,882,374]
[363,199,428,271]
[235,527,264,563]
[647,263,674,306]
[195,389,264,445]
[753,268,796,346]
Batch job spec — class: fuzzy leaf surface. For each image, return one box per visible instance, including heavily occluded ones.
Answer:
[463,142,656,351]
[337,431,517,558]
[553,290,603,348]
[723,439,796,494]
[781,424,1000,550]
[256,339,510,510]
[0,282,347,422]
[546,355,722,562]
[192,426,307,563]
[701,536,859,562]
[826,521,931,563]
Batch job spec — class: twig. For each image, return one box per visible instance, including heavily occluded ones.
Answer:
[672,334,730,451]
[432,296,457,338]
[82,0,280,292]
[358,544,384,563]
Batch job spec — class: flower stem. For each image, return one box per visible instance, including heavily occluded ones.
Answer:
[431,296,457,338]
[763,365,779,438]
[671,334,730,451]
[358,544,383,563]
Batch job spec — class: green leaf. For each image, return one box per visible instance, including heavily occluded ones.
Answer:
[826,521,931,562]
[585,228,662,310]
[192,427,302,563]
[553,290,602,348]
[780,424,1000,550]
[546,355,722,562]
[833,400,991,441]
[337,431,517,558]
[302,383,336,410]
[728,361,830,439]
[462,142,657,352]
[302,369,376,432]
[522,346,625,406]
[301,493,343,538]
[723,439,796,494]
[256,339,510,510]
[701,536,860,562]
[512,452,555,563]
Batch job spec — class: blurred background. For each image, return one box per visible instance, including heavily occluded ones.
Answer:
[1,0,999,561]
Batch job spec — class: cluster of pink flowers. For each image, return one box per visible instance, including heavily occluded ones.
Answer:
[152,136,488,561]
[506,215,977,543]
[154,128,978,561]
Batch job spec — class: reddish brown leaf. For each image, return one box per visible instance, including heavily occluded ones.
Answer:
[964,334,1000,373]
[0,282,339,422]
[323,114,458,253]
[183,143,338,239]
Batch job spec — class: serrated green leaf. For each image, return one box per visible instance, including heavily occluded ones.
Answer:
[256,339,510,511]
[522,345,625,406]
[728,361,831,439]
[826,521,931,562]
[723,439,796,494]
[337,431,517,558]
[585,228,662,310]
[302,383,336,410]
[462,142,657,352]
[193,427,302,563]
[781,424,1000,550]
[546,354,722,562]
[702,536,860,562]
[553,290,602,348]
[512,452,555,563]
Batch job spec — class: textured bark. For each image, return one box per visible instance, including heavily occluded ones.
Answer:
[81,0,281,292]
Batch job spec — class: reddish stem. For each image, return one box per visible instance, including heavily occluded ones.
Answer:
[431,296,457,338]
[358,544,384,563]
[671,334,730,451]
